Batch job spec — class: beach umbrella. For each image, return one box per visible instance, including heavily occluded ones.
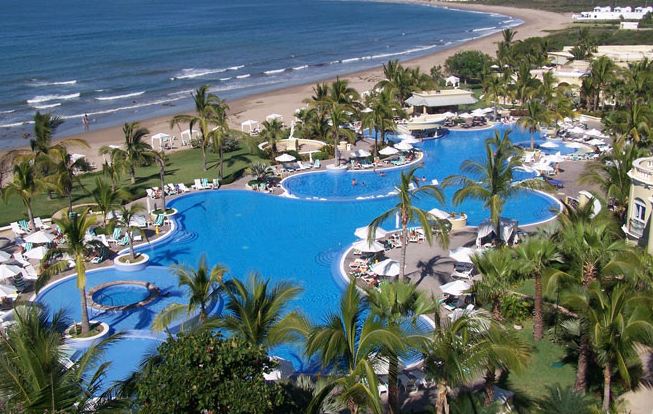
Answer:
[546,152,565,163]
[586,128,605,138]
[471,108,486,117]
[440,280,471,296]
[539,141,559,148]
[354,226,388,240]
[0,264,21,280]
[587,138,605,146]
[24,230,56,244]
[24,246,48,260]
[379,146,399,156]
[352,240,385,253]
[371,259,400,277]
[400,136,420,144]
[428,208,450,220]
[568,126,586,135]
[394,142,413,151]
[449,247,476,264]
[565,142,585,149]
[275,153,296,162]
[0,284,17,298]
[441,111,456,118]
[350,149,371,158]
[458,112,473,118]
[0,250,11,263]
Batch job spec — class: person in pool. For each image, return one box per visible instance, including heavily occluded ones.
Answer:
[421,176,427,182]
[352,178,357,186]
[379,171,386,177]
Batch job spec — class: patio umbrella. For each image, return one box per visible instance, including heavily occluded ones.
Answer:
[394,142,413,151]
[458,112,473,118]
[428,208,450,220]
[352,240,385,253]
[350,149,371,158]
[586,128,605,138]
[379,146,399,156]
[449,247,476,263]
[275,153,296,162]
[0,250,11,263]
[440,280,471,296]
[354,226,388,240]
[24,246,48,260]
[539,141,559,148]
[565,142,585,149]
[586,138,605,146]
[441,111,456,118]
[400,136,420,144]
[371,259,400,277]
[24,230,56,244]
[471,108,486,117]
[568,126,586,135]
[0,264,21,280]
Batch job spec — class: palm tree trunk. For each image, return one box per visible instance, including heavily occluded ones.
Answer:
[388,353,400,414]
[374,129,379,159]
[130,166,136,185]
[399,213,409,281]
[380,128,385,147]
[219,143,224,179]
[129,236,136,260]
[68,193,74,214]
[334,131,339,166]
[484,368,496,406]
[80,286,90,335]
[492,299,502,320]
[436,381,449,414]
[534,272,544,341]
[530,130,535,151]
[200,303,207,323]
[202,145,207,171]
[602,363,611,411]
[26,202,35,231]
[575,332,590,393]
[159,165,166,212]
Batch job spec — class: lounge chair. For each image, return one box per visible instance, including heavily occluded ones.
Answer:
[13,272,26,293]
[23,242,33,252]
[18,220,30,233]
[313,159,321,168]
[212,178,220,188]
[116,235,130,246]
[145,188,156,198]
[178,183,191,193]
[10,222,26,236]
[451,262,475,280]
[153,214,165,227]
[192,179,204,190]
[107,227,122,244]
[34,217,50,230]
[201,178,213,189]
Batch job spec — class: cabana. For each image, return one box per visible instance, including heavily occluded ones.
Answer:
[151,133,171,150]
[476,218,519,247]
[240,120,259,134]
[445,75,460,88]
[266,113,283,122]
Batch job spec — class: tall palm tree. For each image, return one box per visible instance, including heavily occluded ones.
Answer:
[364,86,404,154]
[327,102,355,166]
[259,119,285,158]
[589,56,616,111]
[101,152,122,193]
[517,100,552,150]
[152,256,227,331]
[170,85,228,171]
[482,75,506,118]
[37,210,103,335]
[329,77,360,106]
[45,144,91,213]
[89,177,129,224]
[148,150,169,212]
[306,282,404,414]
[215,273,308,349]
[115,203,147,260]
[443,130,546,239]
[2,161,43,230]
[369,167,449,281]
[514,237,562,341]
[471,248,517,320]
[366,281,435,414]
[0,305,122,413]
[99,122,152,184]
[422,311,493,414]
[567,283,653,411]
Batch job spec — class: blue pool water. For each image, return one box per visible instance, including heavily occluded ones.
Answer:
[92,284,150,307]
[37,125,561,389]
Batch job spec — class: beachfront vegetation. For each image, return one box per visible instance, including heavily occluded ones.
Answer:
[99,122,153,185]
[445,50,493,83]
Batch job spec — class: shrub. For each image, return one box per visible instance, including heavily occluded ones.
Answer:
[445,50,493,83]
[500,294,531,323]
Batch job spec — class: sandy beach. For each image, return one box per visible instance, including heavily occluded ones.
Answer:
[16,1,570,166]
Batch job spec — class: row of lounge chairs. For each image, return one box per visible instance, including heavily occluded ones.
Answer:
[10,217,50,236]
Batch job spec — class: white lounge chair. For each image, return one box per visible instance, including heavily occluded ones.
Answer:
[178,183,191,193]
[34,217,50,230]
[10,222,26,236]
[192,179,205,190]
[145,188,156,198]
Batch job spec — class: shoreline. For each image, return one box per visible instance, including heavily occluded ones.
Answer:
[4,2,570,167]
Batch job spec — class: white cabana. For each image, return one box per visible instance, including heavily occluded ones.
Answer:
[240,119,259,133]
[150,133,171,150]
[449,247,476,263]
[476,218,518,246]
[379,146,399,156]
[394,142,413,151]
[533,163,555,174]
[0,251,11,263]
[24,246,48,260]
[275,153,296,162]
[0,264,22,280]
[350,149,371,158]
[352,240,385,253]
[428,208,450,220]
[445,75,460,88]
[266,113,283,122]
[371,259,401,277]
[354,226,388,240]
[24,230,56,244]
[545,152,565,163]
[539,141,559,148]
[440,280,471,296]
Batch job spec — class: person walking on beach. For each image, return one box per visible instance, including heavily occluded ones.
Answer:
[82,114,90,132]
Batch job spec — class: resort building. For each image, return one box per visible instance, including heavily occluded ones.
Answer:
[405,89,477,115]
[562,45,653,65]
[572,6,653,21]
[624,156,653,254]
[531,61,589,89]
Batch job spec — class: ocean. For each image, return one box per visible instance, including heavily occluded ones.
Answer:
[0,0,518,148]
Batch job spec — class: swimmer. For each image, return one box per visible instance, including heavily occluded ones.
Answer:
[421,176,427,182]
[379,171,386,177]
[352,179,357,186]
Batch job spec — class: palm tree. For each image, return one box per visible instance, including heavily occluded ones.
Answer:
[422,311,493,414]
[90,177,129,224]
[580,141,648,222]
[0,305,122,412]
[567,283,653,411]
[482,75,507,118]
[259,119,285,158]
[215,273,308,349]
[101,152,122,193]
[247,161,272,183]
[535,385,595,414]
[366,281,436,414]
[37,210,103,335]
[148,150,169,212]
[514,237,562,341]
[327,102,355,166]
[170,85,228,171]
[45,144,91,213]
[99,122,153,184]
[471,248,517,320]
[517,100,552,150]
[152,256,227,331]
[115,203,147,260]
[588,56,616,111]
[329,77,360,106]
[443,130,547,240]
[364,86,404,155]
[306,282,404,414]
[3,161,43,230]
[369,167,449,281]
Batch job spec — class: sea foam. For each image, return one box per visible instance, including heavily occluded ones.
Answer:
[26,93,80,104]
[95,91,145,101]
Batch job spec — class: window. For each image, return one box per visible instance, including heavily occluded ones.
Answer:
[634,199,647,222]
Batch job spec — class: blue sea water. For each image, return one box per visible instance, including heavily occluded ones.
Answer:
[0,0,518,147]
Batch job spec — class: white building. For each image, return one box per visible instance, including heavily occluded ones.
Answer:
[572,6,653,21]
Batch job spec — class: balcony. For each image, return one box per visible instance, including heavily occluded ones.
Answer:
[628,218,646,239]
[629,157,653,185]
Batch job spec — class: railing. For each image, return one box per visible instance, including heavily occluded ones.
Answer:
[629,218,646,238]
[630,157,653,184]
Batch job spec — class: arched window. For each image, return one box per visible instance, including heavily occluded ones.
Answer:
[634,198,647,222]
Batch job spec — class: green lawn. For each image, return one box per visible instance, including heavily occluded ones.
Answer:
[0,146,265,226]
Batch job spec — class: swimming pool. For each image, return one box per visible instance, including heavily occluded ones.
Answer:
[36,124,562,387]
